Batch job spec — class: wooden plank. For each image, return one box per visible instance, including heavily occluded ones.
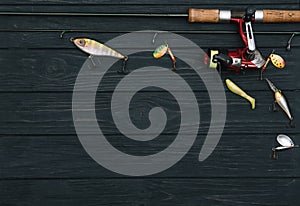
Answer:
[0,32,298,49]
[1,16,299,32]
[0,91,298,135]
[0,47,298,92]
[0,1,298,206]
[0,134,300,178]
[0,0,298,5]
[0,178,299,206]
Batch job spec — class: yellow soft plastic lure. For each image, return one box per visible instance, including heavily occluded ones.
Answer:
[225,79,255,109]
[72,37,128,73]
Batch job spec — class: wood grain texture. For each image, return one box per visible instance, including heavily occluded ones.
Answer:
[1,16,300,32]
[2,32,299,48]
[0,47,299,92]
[1,134,300,178]
[0,91,298,135]
[1,178,300,206]
[1,1,300,205]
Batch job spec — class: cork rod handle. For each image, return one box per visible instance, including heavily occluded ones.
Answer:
[263,10,300,22]
[188,8,300,23]
[188,8,220,23]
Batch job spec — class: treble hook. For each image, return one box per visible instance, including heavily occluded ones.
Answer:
[272,150,278,160]
[117,56,129,75]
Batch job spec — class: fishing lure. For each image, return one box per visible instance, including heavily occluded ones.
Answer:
[71,37,128,74]
[153,44,168,58]
[153,44,176,70]
[272,134,299,159]
[225,79,255,109]
[265,78,293,126]
[260,51,285,80]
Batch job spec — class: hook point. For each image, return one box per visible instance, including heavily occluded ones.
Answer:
[60,30,67,39]
[152,32,158,44]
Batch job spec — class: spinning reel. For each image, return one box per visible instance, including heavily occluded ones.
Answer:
[209,8,266,72]
[189,7,289,74]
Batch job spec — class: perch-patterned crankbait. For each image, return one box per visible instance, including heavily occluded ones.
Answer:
[265,78,293,125]
[153,44,176,70]
[272,134,299,159]
[225,79,255,109]
[72,37,128,74]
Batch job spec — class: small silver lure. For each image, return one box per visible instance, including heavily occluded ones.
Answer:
[265,78,293,126]
[272,134,299,159]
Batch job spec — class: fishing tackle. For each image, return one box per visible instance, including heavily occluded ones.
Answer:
[189,7,300,74]
[152,32,158,44]
[272,134,299,159]
[286,33,295,51]
[167,48,176,70]
[265,78,293,126]
[153,44,168,58]
[260,51,285,80]
[286,32,300,51]
[153,44,177,70]
[71,37,129,74]
[225,79,255,109]
[60,30,68,39]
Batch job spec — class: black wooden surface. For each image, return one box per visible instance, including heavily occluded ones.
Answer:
[0,1,300,205]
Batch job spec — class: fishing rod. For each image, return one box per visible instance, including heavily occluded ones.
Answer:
[1,8,300,20]
[0,9,300,35]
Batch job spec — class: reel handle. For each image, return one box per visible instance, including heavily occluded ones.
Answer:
[188,8,300,23]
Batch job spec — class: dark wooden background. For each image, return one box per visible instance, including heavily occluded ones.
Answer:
[0,0,300,205]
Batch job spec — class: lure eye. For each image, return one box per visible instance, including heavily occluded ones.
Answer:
[78,39,86,46]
